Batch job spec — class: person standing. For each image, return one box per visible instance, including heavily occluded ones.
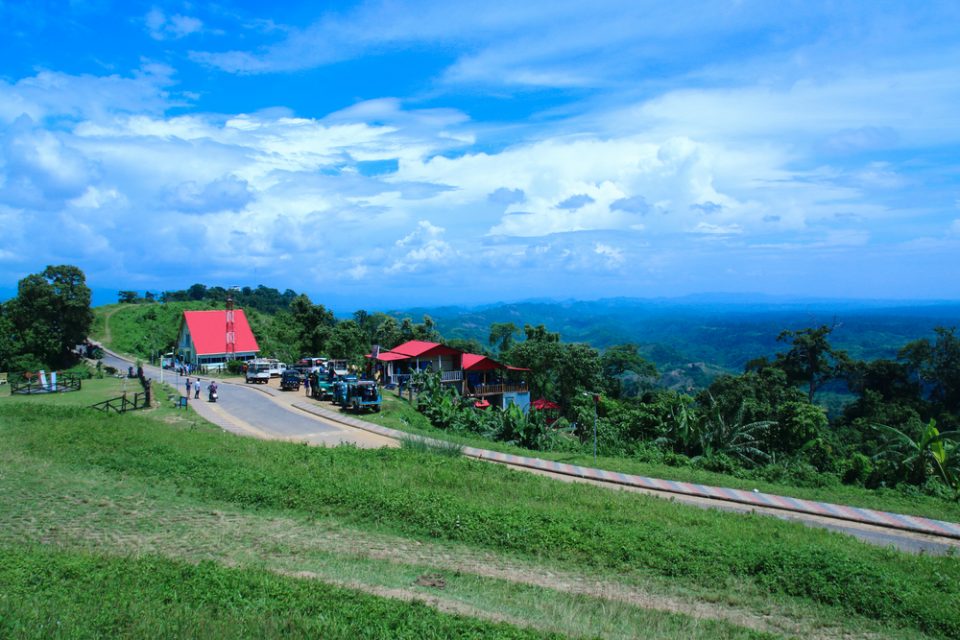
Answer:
[303,374,311,397]
[194,379,201,399]
[185,377,191,399]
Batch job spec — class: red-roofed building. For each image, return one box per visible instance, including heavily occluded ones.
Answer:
[176,309,260,370]
[370,341,530,410]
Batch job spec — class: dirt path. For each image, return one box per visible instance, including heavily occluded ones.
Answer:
[97,305,123,346]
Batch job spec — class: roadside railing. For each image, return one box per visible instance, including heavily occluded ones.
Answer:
[90,392,149,414]
[9,373,83,395]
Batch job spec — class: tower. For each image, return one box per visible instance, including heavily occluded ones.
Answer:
[225,293,236,360]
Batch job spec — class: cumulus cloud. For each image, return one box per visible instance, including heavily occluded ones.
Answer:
[0,115,98,209]
[146,8,204,40]
[386,221,457,273]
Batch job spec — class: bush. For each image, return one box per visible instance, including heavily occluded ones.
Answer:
[226,360,245,375]
[842,453,874,486]
[62,362,93,379]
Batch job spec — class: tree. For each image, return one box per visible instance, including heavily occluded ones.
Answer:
[600,343,658,398]
[774,325,849,403]
[488,322,518,353]
[372,315,402,349]
[6,265,93,368]
[899,327,960,414]
[289,294,335,356]
[523,323,559,343]
[326,320,367,359]
[118,290,139,304]
[187,283,207,301]
[506,327,601,416]
[0,302,19,371]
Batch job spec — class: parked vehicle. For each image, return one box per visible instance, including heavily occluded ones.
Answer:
[280,369,302,391]
[327,359,350,377]
[245,360,271,384]
[296,357,327,375]
[332,375,358,407]
[264,359,287,377]
[311,372,335,401]
[346,380,381,413]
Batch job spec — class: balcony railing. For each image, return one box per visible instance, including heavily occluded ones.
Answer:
[441,370,463,382]
[466,382,527,397]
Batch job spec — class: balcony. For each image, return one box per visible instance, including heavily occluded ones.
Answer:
[466,382,528,397]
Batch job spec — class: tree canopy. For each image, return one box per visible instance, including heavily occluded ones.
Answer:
[3,265,93,369]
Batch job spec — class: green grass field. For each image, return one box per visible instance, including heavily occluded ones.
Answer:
[1,391,958,639]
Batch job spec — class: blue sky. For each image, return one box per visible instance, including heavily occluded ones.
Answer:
[2,1,960,309]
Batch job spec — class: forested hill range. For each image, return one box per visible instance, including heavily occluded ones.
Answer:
[407,296,960,376]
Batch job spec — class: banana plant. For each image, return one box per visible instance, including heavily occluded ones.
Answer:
[872,419,960,492]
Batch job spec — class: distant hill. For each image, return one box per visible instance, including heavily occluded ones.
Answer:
[388,297,960,382]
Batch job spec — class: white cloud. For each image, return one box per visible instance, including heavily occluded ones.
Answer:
[146,8,203,40]
[594,243,624,268]
[386,220,457,273]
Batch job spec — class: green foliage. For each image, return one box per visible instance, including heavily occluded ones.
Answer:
[488,322,518,353]
[225,359,245,375]
[841,453,874,485]
[600,343,658,399]
[774,325,850,403]
[693,397,775,468]
[413,372,549,449]
[97,301,212,358]
[900,326,960,413]
[872,419,960,493]
[4,265,93,369]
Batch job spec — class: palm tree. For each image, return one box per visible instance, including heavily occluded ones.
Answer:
[694,396,774,468]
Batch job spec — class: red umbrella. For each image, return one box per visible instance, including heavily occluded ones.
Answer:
[531,397,560,410]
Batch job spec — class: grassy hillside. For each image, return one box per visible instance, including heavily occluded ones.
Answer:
[92,302,215,357]
[1,394,957,639]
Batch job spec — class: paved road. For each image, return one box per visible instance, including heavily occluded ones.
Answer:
[97,349,959,555]
[97,350,393,448]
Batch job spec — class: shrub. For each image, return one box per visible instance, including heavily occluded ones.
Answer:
[226,360,245,375]
[842,453,874,485]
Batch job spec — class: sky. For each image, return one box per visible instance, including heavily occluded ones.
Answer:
[2,1,960,310]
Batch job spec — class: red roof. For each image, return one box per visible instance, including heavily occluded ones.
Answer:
[389,340,461,358]
[462,353,504,371]
[369,350,409,362]
[182,309,259,356]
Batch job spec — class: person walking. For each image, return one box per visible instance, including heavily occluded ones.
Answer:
[194,379,201,399]
[184,377,191,398]
[303,374,311,397]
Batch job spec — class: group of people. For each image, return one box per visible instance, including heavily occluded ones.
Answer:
[184,377,218,401]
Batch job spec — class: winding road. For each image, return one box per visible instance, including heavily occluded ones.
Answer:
[98,347,960,556]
